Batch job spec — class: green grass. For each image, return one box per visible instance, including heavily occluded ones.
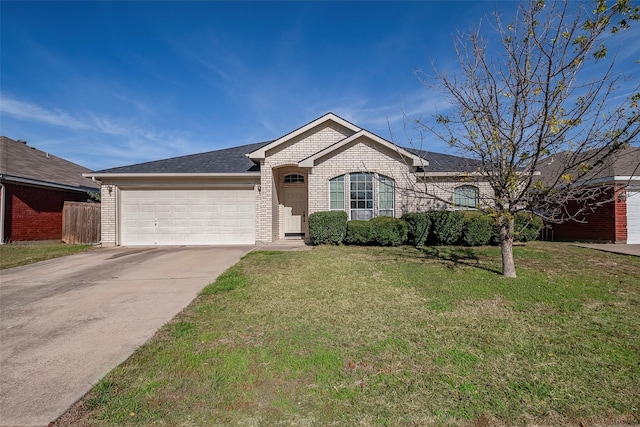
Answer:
[54,242,640,426]
[0,241,93,269]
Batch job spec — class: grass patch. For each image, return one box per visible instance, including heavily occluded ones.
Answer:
[55,242,640,426]
[0,241,92,269]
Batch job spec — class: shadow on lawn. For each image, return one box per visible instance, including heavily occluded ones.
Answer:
[420,246,502,275]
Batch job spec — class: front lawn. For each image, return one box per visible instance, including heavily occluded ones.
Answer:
[55,242,640,426]
[0,241,93,270]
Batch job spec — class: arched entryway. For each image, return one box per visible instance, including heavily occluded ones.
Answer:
[275,166,309,238]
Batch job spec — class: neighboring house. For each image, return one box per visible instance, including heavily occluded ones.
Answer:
[86,113,491,246]
[537,147,640,244]
[0,136,100,243]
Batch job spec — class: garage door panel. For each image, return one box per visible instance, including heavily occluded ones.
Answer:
[627,191,640,244]
[121,189,255,245]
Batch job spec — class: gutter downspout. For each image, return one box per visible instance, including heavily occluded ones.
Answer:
[0,182,5,244]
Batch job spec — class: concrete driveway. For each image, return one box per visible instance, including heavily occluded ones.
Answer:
[0,245,254,427]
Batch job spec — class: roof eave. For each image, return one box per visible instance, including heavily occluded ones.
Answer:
[575,175,640,186]
[1,174,98,192]
[418,171,484,177]
[83,172,260,179]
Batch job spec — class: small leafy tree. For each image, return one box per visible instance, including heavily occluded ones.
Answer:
[87,191,101,203]
[415,0,639,277]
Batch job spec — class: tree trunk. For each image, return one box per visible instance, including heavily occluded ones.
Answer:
[500,216,517,278]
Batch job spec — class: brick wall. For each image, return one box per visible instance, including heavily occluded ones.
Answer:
[255,122,496,242]
[100,184,117,246]
[309,137,419,217]
[256,123,355,242]
[547,186,627,243]
[614,187,627,242]
[2,183,89,242]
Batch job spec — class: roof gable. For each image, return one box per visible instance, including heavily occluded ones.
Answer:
[299,130,428,168]
[0,136,99,191]
[247,112,361,161]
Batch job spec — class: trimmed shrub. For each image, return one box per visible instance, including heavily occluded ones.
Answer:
[308,211,347,245]
[402,212,431,246]
[514,211,543,242]
[345,220,375,245]
[462,212,496,246]
[371,216,408,246]
[429,210,465,245]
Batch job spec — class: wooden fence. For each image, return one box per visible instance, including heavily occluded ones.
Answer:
[62,201,101,244]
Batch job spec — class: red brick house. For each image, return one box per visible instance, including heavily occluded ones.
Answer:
[540,147,640,244]
[0,136,100,243]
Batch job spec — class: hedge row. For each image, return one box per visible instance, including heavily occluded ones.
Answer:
[344,217,409,246]
[308,210,543,247]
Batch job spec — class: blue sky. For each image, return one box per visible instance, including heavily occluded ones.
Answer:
[1,1,639,171]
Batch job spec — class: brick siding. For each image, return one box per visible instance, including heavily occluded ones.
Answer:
[100,183,117,246]
[546,186,627,243]
[96,120,497,246]
[256,124,495,242]
[2,183,89,242]
[256,123,355,242]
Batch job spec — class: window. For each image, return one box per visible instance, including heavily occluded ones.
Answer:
[454,185,479,209]
[284,174,304,183]
[378,175,394,217]
[329,176,344,210]
[350,173,374,220]
[328,173,396,218]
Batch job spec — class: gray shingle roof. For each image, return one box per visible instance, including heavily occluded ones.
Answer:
[409,149,482,173]
[90,140,480,175]
[93,141,270,174]
[535,146,640,185]
[0,136,99,191]
[596,146,640,177]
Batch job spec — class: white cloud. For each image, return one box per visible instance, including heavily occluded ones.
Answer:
[0,94,215,169]
[0,95,90,130]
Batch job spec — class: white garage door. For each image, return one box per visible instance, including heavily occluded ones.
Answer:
[120,189,255,245]
[627,190,640,244]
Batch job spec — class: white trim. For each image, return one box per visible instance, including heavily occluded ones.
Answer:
[247,113,361,160]
[417,171,484,177]
[84,172,259,179]
[328,175,345,211]
[417,170,541,178]
[378,174,395,217]
[454,184,479,209]
[349,172,374,220]
[298,130,427,168]
[115,182,257,190]
[1,174,98,193]
[576,175,640,186]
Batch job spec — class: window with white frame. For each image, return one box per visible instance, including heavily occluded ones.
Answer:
[350,173,374,220]
[378,175,394,217]
[328,173,396,219]
[329,176,344,210]
[454,185,479,209]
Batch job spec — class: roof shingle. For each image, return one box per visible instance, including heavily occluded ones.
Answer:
[0,136,99,191]
[93,141,270,174]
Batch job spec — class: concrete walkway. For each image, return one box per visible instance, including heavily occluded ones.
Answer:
[0,246,254,427]
[256,238,313,251]
[571,243,640,257]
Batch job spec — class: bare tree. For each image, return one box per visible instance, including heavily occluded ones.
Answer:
[414,0,640,277]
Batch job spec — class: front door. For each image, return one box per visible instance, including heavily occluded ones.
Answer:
[283,186,307,236]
